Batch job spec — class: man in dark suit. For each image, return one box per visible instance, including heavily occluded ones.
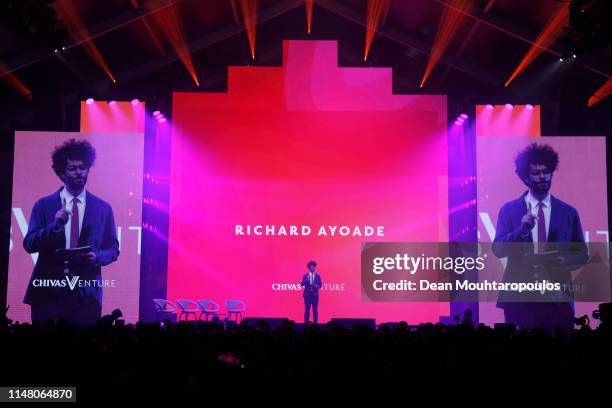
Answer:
[492,143,587,333]
[301,260,322,324]
[23,139,120,325]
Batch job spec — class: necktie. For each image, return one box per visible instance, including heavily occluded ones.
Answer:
[310,273,313,285]
[70,197,80,248]
[537,201,546,247]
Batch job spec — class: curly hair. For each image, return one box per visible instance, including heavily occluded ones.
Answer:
[307,261,317,269]
[51,138,96,178]
[514,143,558,182]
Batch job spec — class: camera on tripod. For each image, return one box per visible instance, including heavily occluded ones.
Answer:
[592,302,611,324]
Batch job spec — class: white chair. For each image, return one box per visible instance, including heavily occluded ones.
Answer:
[197,299,223,321]
[152,299,178,323]
[176,299,200,321]
[225,299,246,322]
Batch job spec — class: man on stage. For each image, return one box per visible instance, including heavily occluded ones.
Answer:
[492,143,587,333]
[301,261,322,324]
[23,138,120,325]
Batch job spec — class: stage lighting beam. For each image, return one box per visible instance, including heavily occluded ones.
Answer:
[504,3,568,87]
[420,0,472,88]
[363,0,389,61]
[305,0,313,34]
[0,61,32,101]
[588,77,612,108]
[239,0,259,60]
[56,0,118,84]
[151,3,200,86]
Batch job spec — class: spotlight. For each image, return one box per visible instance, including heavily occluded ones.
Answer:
[108,100,116,106]
[158,118,167,123]
[453,120,463,126]
[85,98,94,105]
[526,104,534,110]
[131,98,140,106]
[153,110,161,117]
[459,113,468,120]
[505,104,514,110]
[61,46,66,51]
[485,104,494,110]
[559,57,564,62]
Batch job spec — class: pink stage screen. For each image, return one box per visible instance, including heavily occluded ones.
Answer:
[477,136,609,325]
[8,131,144,323]
[168,41,449,323]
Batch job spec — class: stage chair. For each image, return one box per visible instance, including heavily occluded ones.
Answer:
[197,299,224,321]
[176,299,200,321]
[225,300,246,322]
[152,299,178,323]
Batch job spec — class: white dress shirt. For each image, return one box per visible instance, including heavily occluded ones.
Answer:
[309,272,314,285]
[60,187,86,249]
[524,191,551,250]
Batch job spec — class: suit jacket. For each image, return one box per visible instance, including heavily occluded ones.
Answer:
[301,272,322,299]
[492,192,588,304]
[23,188,120,306]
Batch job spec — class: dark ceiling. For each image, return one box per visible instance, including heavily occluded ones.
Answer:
[0,0,610,134]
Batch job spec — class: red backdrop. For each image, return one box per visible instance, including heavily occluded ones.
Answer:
[168,41,449,323]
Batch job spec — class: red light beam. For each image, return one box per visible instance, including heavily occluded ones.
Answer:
[239,0,258,59]
[55,0,117,84]
[420,0,472,88]
[151,4,200,86]
[305,0,313,34]
[0,61,32,101]
[504,3,568,87]
[363,0,389,61]
[588,77,612,108]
